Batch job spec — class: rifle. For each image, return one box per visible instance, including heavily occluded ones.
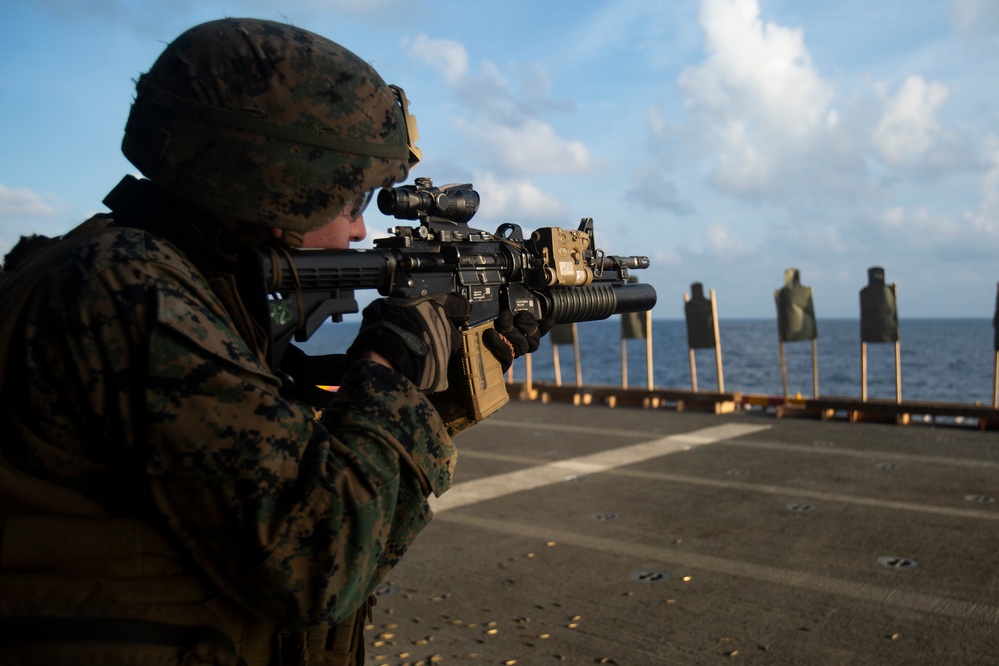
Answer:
[238,177,657,424]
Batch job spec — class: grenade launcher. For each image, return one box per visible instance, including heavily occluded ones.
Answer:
[239,178,657,424]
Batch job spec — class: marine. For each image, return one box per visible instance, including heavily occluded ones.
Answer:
[0,17,544,666]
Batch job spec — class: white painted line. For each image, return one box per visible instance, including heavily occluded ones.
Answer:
[480,417,697,440]
[430,423,769,513]
[435,512,999,625]
[724,438,999,471]
[455,449,999,522]
[483,418,999,472]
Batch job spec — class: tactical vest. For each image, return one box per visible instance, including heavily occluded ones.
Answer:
[0,225,369,666]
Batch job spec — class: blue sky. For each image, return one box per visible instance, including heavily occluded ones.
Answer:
[2,0,998,319]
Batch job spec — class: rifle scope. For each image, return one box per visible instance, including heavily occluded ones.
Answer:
[378,178,480,225]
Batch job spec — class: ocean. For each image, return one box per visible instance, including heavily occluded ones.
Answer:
[297,317,998,407]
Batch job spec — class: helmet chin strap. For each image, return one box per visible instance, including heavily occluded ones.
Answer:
[274,229,305,249]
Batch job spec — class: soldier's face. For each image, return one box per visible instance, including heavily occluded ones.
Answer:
[301,210,367,249]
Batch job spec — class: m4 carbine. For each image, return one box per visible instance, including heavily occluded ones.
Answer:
[239,178,657,424]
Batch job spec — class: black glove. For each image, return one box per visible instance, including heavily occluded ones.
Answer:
[482,310,555,372]
[347,295,468,391]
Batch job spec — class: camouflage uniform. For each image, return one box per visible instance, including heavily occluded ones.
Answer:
[0,18,453,664]
[0,222,456,664]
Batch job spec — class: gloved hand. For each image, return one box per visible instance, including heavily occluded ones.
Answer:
[347,295,468,392]
[482,310,555,372]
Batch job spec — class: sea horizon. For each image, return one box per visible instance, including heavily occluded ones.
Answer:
[300,316,999,407]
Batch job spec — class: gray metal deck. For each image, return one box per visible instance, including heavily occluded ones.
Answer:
[364,401,999,665]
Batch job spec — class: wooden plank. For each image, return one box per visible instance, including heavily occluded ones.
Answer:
[507,382,999,429]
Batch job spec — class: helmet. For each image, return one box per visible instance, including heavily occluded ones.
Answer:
[122,18,421,232]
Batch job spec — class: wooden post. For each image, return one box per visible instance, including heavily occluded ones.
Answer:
[621,336,628,389]
[994,350,998,410]
[710,289,724,392]
[552,344,562,386]
[779,341,788,398]
[861,342,868,402]
[689,349,698,392]
[895,340,902,404]
[645,310,654,390]
[891,282,902,405]
[812,338,820,398]
[572,324,582,387]
[810,287,818,398]
[525,353,533,394]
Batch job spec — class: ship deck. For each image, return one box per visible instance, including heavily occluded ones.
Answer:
[364,400,999,665]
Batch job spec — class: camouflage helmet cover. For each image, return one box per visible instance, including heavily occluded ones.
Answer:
[122,18,419,232]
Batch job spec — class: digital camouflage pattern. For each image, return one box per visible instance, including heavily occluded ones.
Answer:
[122,18,415,232]
[2,226,456,629]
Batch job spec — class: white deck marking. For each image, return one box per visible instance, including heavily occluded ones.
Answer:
[483,417,999,471]
[723,438,999,471]
[455,448,999,521]
[430,423,769,513]
[424,417,999,626]
[435,511,999,624]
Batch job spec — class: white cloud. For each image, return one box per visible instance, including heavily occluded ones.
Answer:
[684,0,833,135]
[470,171,569,225]
[712,119,772,193]
[401,34,469,85]
[647,105,669,140]
[0,183,56,216]
[627,165,694,216]
[965,133,999,234]
[872,76,949,166]
[677,0,836,195]
[877,205,940,234]
[669,0,970,209]
[951,0,999,39]
[460,118,595,174]
[402,33,592,178]
[651,247,684,267]
[705,223,747,259]
[872,204,974,254]
[880,206,907,229]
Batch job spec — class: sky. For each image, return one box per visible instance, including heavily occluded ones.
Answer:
[2,0,998,320]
